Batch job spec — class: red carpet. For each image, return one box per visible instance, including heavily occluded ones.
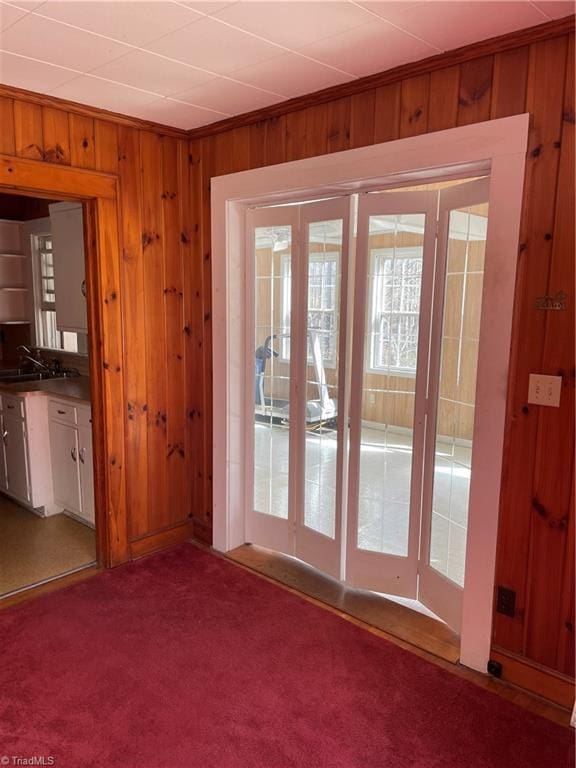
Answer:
[0,544,572,767]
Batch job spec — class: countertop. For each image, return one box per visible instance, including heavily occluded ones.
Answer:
[0,376,91,403]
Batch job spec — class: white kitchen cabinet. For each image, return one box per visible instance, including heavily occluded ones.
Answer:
[0,394,55,513]
[3,414,30,503]
[50,420,81,514]
[48,399,94,526]
[48,202,87,333]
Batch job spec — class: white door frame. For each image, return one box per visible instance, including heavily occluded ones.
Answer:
[212,114,529,673]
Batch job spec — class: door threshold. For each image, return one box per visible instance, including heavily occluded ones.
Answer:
[227,544,460,663]
[0,561,99,607]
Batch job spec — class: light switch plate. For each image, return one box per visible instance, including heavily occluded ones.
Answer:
[527,374,562,407]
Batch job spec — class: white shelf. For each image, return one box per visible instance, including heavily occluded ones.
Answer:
[0,286,28,292]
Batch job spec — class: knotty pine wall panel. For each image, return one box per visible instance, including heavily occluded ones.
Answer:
[189,26,575,680]
[0,95,197,553]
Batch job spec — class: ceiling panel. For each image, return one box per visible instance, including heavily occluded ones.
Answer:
[0,0,569,130]
[131,97,230,129]
[0,2,27,31]
[49,74,160,112]
[0,50,78,91]
[232,52,354,98]
[175,76,283,113]
[297,20,437,77]
[532,1,576,18]
[89,50,215,97]
[364,1,547,50]
[0,11,132,71]
[37,0,202,47]
[212,1,373,49]
[147,15,282,74]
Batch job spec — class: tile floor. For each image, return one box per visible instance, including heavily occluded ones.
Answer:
[0,496,96,596]
[254,423,471,586]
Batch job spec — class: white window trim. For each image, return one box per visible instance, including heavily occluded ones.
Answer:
[279,250,339,368]
[23,217,88,358]
[367,246,422,378]
[211,114,529,674]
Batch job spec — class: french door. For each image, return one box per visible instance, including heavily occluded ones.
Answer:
[246,178,489,631]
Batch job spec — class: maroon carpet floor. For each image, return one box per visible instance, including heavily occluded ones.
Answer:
[0,544,572,767]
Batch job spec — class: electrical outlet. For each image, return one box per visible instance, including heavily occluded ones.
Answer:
[527,374,562,407]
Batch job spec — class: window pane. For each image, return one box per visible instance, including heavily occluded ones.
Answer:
[357,213,425,556]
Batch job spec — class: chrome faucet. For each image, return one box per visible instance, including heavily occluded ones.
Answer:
[16,345,51,372]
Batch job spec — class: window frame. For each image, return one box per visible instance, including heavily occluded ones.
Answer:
[367,246,424,378]
[28,224,88,357]
[279,250,340,368]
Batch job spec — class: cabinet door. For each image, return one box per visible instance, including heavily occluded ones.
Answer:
[49,203,87,333]
[49,420,81,513]
[78,425,94,525]
[0,420,8,492]
[3,416,30,503]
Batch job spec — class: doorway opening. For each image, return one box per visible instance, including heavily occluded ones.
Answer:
[0,191,96,598]
[245,176,489,638]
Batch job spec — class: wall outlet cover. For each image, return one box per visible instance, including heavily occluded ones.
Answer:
[527,374,562,407]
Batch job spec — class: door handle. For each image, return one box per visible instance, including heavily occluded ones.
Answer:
[79,447,85,464]
[81,279,87,298]
[71,447,77,462]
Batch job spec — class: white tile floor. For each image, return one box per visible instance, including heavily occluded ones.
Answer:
[254,422,471,586]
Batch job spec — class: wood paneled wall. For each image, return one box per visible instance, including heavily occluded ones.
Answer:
[0,94,199,556]
[188,23,575,684]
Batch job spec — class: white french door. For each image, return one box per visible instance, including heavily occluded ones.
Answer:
[346,190,438,596]
[246,178,489,632]
[246,197,351,580]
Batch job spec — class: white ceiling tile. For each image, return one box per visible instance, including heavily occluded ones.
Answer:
[0,1,27,30]
[531,1,575,19]
[147,15,282,74]
[211,1,374,49]
[37,1,203,47]
[175,76,283,113]
[4,1,44,9]
[49,75,159,112]
[298,21,437,77]
[178,1,237,14]
[0,50,78,91]
[0,13,132,71]
[89,50,214,97]
[131,97,229,129]
[233,52,354,98]
[365,2,548,50]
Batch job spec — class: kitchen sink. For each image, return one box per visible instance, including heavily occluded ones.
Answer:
[0,370,79,383]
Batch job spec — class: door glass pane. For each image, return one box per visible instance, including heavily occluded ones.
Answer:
[429,202,488,585]
[357,213,425,555]
[253,225,292,520]
[303,219,342,538]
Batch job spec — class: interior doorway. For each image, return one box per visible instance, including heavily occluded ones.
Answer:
[246,177,489,633]
[0,191,97,597]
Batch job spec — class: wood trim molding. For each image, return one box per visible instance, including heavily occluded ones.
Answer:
[491,647,575,709]
[130,521,195,559]
[0,83,189,140]
[188,14,575,140]
[0,155,129,568]
[0,153,117,198]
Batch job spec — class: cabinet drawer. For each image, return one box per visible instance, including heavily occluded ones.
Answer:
[77,406,92,427]
[49,399,77,425]
[2,395,25,419]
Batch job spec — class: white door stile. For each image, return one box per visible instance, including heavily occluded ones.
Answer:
[345,190,439,596]
[245,204,300,555]
[418,177,490,632]
[294,197,352,580]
